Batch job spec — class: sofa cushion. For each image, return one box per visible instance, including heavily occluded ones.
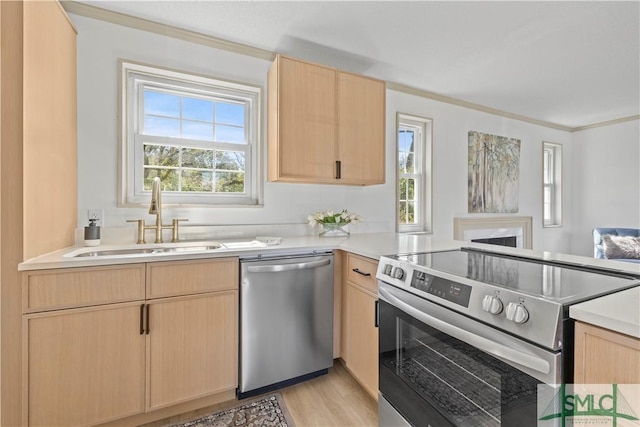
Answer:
[593,228,640,259]
[602,234,640,260]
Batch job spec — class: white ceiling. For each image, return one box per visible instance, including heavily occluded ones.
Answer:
[79,1,640,129]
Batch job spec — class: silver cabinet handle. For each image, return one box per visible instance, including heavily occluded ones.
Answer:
[246,258,331,273]
[379,286,551,376]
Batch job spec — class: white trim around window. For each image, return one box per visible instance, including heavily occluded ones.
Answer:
[119,60,262,207]
[396,113,433,233]
[542,141,562,227]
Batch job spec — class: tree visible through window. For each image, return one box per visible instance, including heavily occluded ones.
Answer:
[121,61,261,206]
[397,114,432,233]
[398,127,417,224]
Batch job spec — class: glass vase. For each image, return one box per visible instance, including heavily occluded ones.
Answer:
[319,222,350,237]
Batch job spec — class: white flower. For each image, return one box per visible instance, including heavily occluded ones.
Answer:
[348,213,360,224]
[307,209,362,227]
[307,215,317,227]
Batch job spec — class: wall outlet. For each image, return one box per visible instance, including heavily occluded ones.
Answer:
[88,209,104,226]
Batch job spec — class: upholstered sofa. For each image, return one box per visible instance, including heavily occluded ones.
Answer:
[593,228,640,263]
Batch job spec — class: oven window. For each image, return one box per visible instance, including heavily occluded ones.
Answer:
[379,300,540,426]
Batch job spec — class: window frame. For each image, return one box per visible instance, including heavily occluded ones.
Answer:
[119,60,262,207]
[542,141,562,227]
[396,113,433,233]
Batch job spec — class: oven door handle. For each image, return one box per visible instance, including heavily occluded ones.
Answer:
[379,287,551,375]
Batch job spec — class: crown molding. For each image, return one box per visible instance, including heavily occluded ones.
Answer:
[570,115,640,132]
[385,82,573,132]
[60,1,275,61]
[62,1,636,134]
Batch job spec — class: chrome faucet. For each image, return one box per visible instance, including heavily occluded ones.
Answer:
[127,177,188,244]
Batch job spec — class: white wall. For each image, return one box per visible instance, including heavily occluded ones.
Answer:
[570,120,640,256]
[73,14,394,236]
[385,91,574,252]
[73,13,578,253]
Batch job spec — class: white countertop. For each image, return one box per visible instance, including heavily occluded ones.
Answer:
[570,287,640,339]
[18,232,463,271]
[19,235,337,270]
[19,232,640,338]
[22,230,640,274]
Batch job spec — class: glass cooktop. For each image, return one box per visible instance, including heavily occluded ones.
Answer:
[395,248,639,304]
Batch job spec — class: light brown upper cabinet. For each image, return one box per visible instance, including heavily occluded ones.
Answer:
[268,55,385,185]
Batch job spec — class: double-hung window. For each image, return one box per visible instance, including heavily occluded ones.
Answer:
[543,142,562,227]
[397,113,432,233]
[120,60,261,206]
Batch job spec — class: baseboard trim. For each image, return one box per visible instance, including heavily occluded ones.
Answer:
[95,389,237,427]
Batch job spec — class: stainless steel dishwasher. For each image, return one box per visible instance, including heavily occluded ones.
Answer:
[238,252,334,398]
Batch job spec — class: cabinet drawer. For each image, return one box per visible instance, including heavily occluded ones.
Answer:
[346,253,378,294]
[146,258,238,299]
[22,264,146,313]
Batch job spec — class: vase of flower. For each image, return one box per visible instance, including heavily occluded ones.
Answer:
[308,209,362,238]
[319,222,350,237]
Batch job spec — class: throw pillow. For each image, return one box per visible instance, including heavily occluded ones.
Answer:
[602,234,640,259]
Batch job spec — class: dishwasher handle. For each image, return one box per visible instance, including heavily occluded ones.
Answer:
[246,258,331,273]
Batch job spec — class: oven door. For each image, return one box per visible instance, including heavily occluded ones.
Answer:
[378,282,561,427]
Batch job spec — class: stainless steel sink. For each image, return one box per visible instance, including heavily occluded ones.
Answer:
[66,238,276,258]
[71,242,224,258]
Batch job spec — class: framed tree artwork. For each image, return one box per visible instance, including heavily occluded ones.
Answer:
[468,131,521,213]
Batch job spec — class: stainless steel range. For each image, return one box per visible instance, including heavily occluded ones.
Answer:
[376,247,639,427]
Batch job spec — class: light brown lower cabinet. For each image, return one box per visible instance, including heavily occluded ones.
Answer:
[24,302,146,426]
[574,321,640,384]
[146,291,237,410]
[342,281,379,399]
[341,253,379,400]
[22,258,238,427]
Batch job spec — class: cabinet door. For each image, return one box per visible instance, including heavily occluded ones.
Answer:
[574,321,640,384]
[343,281,378,399]
[24,303,145,426]
[269,56,337,182]
[337,72,385,185]
[146,291,238,410]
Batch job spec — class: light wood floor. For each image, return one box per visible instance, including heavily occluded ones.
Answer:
[139,361,378,427]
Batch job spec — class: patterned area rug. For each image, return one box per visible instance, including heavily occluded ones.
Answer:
[167,394,295,427]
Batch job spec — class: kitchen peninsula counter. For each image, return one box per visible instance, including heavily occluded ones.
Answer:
[570,287,640,339]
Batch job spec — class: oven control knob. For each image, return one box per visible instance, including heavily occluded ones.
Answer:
[383,264,393,275]
[506,303,529,324]
[481,295,503,315]
[391,267,406,280]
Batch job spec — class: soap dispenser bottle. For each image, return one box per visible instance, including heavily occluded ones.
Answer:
[84,218,101,246]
